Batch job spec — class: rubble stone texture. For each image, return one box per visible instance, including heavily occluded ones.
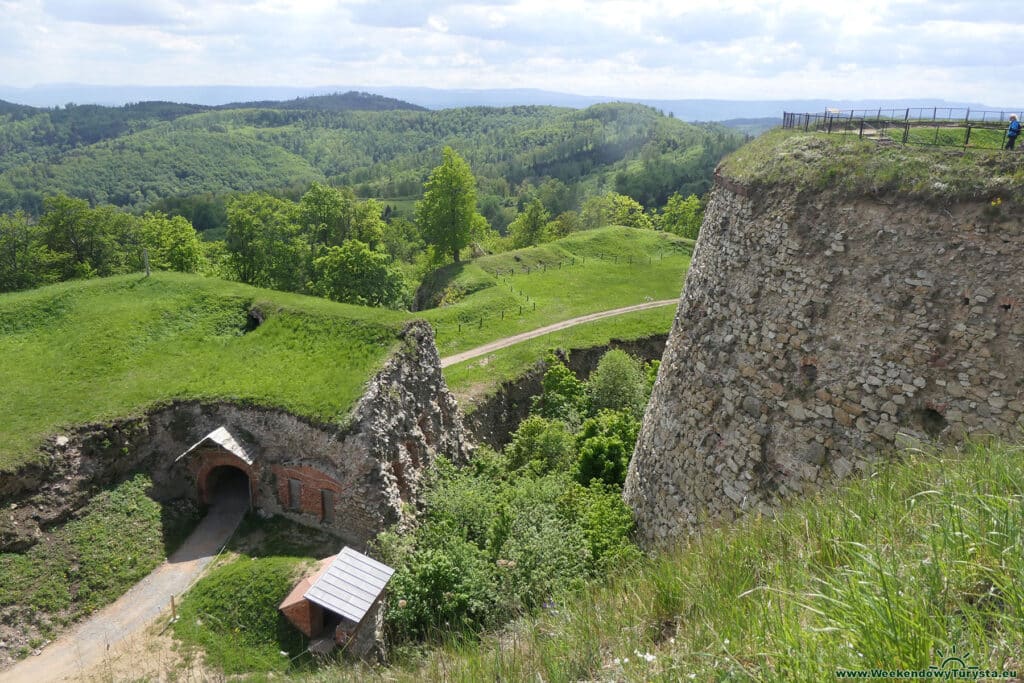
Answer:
[624,179,1024,547]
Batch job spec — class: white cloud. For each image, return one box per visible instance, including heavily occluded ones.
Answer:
[0,0,1020,104]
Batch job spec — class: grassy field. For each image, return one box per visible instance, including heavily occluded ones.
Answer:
[443,305,677,405]
[721,128,1024,200]
[421,227,691,358]
[0,272,406,471]
[0,227,688,470]
[298,440,1024,682]
[0,475,198,659]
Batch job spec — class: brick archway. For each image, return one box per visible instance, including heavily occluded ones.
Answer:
[194,447,257,506]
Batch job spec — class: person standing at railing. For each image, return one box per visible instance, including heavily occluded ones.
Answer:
[1006,114,1021,150]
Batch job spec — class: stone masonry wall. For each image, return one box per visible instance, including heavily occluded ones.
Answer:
[624,179,1024,547]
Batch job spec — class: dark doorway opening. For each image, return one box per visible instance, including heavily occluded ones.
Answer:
[204,465,251,507]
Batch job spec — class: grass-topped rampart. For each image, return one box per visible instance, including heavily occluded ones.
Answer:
[0,227,687,470]
[720,128,1024,200]
[0,272,407,471]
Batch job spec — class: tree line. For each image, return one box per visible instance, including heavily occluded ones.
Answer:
[0,145,705,302]
[0,101,742,226]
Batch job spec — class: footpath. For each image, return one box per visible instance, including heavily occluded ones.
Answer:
[3,488,247,682]
[439,299,677,367]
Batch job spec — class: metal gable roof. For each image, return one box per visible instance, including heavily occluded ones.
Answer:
[303,547,395,624]
[174,426,254,465]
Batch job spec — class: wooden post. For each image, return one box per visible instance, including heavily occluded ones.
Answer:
[143,248,150,277]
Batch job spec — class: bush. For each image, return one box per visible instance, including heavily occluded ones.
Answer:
[574,409,641,487]
[386,540,500,641]
[531,353,588,426]
[587,349,647,417]
[505,415,577,474]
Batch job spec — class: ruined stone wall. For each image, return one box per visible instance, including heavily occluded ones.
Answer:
[624,180,1024,547]
[1,321,470,551]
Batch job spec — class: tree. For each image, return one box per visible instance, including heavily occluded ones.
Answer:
[508,199,550,248]
[225,193,306,290]
[135,212,202,272]
[309,239,407,308]
[659,192,702,239]
[504,416,576,474]
[39,195,128,279]
[0,211,58,292]
[381,217,423,263]
[545,211,582,241]
[580,192,652,230]
[574,409,641,487]
[415,147,481,263]
[587,349,647,418]
[531,353,589,427]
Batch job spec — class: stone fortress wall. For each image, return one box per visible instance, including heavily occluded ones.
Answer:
[624,177,1024,546]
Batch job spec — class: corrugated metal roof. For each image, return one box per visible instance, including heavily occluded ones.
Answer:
[304,547,395,624]
[174,426,253,465]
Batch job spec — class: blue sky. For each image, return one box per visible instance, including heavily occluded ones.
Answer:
[0,0,1019,103]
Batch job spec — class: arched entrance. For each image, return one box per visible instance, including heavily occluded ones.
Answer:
[202,464,252,507]
[175,427,259,508]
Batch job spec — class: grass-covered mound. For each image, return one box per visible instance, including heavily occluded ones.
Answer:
[0,475,197,658]
[173,555,313,675]
[303,441,1024,681]
[424,224,688,357]
[720,128,1024,200]
[0,272,407,471]
[171,515,343,675]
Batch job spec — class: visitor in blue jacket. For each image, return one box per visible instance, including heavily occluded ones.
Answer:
[1006,114,1021,150]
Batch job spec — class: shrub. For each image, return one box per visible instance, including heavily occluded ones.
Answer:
[587,349,647,417]
[532,353,588,426]
[505,415,577,474]
[574,409,641,487]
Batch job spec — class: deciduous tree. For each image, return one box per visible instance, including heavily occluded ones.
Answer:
[415,147,481,263]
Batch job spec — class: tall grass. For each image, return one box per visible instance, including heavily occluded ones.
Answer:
[303,441,1024,681]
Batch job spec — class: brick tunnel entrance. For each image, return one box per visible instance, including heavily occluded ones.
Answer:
[202,464,252,507]
[176,427,259,508]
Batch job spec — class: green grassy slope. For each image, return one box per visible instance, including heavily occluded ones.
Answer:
[307,441,1024,682]
[0,227,687,470]
[443,305,677,404]
[0,273,406,471]
[422,227,691,359]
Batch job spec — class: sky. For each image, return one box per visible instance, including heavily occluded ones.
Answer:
[0,0,1020,104]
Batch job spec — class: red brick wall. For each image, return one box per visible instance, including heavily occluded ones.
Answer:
[191,447,258,505]
[272,464,343,520]
[280,600,323,638]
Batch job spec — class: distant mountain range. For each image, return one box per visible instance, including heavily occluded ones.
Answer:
[0,83,1015,122]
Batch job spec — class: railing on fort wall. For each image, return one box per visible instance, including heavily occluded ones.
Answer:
[783,108,1022,150]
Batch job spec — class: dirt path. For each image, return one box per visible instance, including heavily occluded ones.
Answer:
[439,299,678,368]
[4,489,248,683]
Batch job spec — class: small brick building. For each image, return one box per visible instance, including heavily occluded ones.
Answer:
[279,547,394,658]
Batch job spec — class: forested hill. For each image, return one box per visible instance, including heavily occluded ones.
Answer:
[0,101,743,221]
[216,91,427,112]
[0,91,425,189]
